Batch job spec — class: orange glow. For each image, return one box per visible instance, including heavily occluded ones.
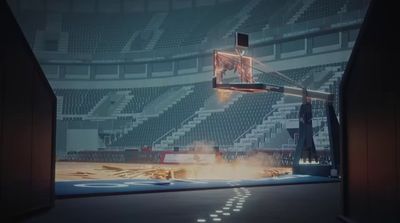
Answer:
[216,88,233,103]
[214,51,253,84]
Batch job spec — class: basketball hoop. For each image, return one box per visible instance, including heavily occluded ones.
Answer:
[235,48,246,57]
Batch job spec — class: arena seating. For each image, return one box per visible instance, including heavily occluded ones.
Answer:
[256,65,317,86]
[236,0,288,33]
[97,117,135,131]
[154,7,205,49]
[112,83,213,147]
[296,0,347,23]
[55,87,170,117]
[95,13,152,53]
[121,87,169,114]
[55,89,110,115]
[174,65,321,147]
[13,0,369,56]
[175,92,281,146]
[9,0,367,159]
[62,13,151,54]
[347,0,367,11]
[54,61,345,151]
[16,11,46,46]
[8,2,366,64]
[228,63,346,151]
[180,2,244,46]
[62,13,103,54]
[153,2,243,49]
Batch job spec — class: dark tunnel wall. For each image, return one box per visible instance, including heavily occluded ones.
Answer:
[340,0,400,222]
[0,0,56,218]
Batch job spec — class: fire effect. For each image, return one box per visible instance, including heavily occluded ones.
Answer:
[214,51,253,84]
[56,142,291,181]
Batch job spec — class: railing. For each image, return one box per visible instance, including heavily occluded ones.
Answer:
[151,128,176,148]
[280,144,296,153]
[172,145,233,151]
[180,113,197,126]
[233,107,280,144]
[151,113,200,148]
[263,107,278,121]
[233,124,257,143]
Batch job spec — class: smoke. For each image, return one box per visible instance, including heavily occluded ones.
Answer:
[181,142,290,180]
[184,153,277,180]
[55,142,291,181]
[189,141,216,152]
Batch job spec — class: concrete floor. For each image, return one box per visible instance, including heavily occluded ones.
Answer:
[25,182,342,223]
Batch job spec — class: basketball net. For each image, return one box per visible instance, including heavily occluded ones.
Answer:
[235,48,248,83]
